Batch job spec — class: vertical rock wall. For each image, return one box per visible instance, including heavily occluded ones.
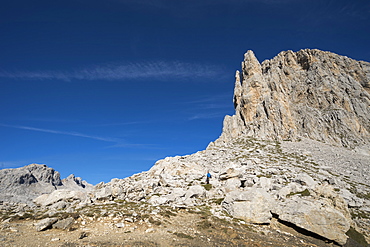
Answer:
[220,49,370,148]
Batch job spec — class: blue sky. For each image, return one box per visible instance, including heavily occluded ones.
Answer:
[1,0,369,184]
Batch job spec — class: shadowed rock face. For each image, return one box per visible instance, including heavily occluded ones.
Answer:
[221,49,370,148]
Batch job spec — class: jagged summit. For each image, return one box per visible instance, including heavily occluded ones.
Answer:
[220,49,370,148]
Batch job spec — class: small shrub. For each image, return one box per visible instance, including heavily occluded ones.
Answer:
[213,198,224,205]
[287,189,310,197]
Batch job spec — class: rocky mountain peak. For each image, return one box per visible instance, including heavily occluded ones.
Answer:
[221,49,370,148]
[0,163,92,204]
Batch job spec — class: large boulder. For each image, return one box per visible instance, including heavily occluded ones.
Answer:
[33,189,88,207]
[273,198,350,245]
[222,188,275,224]
[272,184,352,245]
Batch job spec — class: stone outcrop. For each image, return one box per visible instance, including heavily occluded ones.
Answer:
[0,164,92,205]
[221,49,370,148]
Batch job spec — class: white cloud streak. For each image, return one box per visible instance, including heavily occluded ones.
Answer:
[0,61,224,81]
[0,124,120,143]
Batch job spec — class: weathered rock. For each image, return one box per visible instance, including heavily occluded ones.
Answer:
[223,188,275,224]
[221,49,370,148]
[273,199,350,245]
[52,217,74,230]
[62,174,93,191]
[295,174,317,188]
[223,178,241,193]
[35,217,58,231]
[147,195,168,206]
[33,189,88,207]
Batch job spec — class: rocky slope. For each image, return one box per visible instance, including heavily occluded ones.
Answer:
[1,49,369,246]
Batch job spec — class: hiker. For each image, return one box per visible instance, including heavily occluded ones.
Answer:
[206,171,212,184]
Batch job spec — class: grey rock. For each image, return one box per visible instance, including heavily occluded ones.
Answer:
[147,195,168,206]
[52,217,74,230]
[0,164,93,205]
[295,174,316,188]
[0,164,62,204]
[35,217,58,231]
[224,177,241,193]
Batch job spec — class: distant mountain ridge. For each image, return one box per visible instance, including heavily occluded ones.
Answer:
[221,49,370,148]
[0,164,92,204]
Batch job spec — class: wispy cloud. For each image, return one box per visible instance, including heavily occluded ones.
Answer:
[188,112,226,120]
[0,61,224,81]
[0,124,120,143]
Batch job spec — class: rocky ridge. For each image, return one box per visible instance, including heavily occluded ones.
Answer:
[0,164,93,204]
[1,49,369,246]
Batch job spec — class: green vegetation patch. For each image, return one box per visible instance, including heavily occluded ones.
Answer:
[287,189,310,197]
[202,184,212,191]
[210,198,224,205]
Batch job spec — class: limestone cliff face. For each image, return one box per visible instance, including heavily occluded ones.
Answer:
[220,49,370,148]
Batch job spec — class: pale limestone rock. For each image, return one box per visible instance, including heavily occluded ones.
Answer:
[220,49,370,148]
[184,185,206,201]
[295,174,317,188]
[219,167,241,180]
[273,199,350,245]
[147,195,168,206]
[0,164,92,205]
[33,189,87,207]
[224,177,241,193]
[223,188,275,224]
